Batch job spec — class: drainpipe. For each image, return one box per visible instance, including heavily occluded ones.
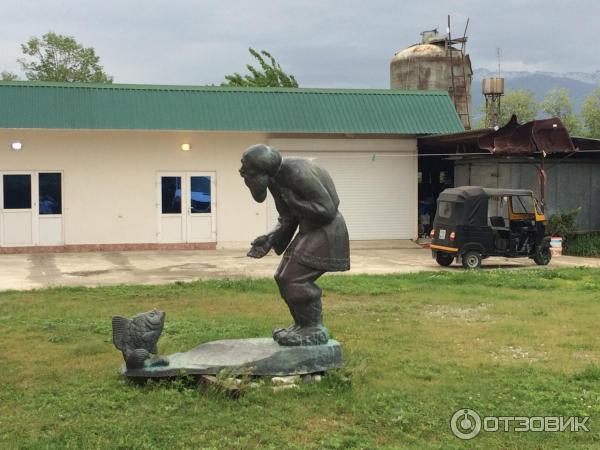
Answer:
[539,151,547,210]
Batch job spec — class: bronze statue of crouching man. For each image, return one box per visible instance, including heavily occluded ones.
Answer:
[239,144,350,346]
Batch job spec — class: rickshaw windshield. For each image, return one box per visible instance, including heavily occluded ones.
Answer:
[512,195,535,214]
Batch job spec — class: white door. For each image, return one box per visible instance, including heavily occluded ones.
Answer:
[187,173,216,242]
[268,152,416,240]
[1,172,34,246]
[157,172,216,243]
[37,172,64,245]
[0,171,65,247]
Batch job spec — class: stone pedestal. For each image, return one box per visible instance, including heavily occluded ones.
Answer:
[121,338,343,378]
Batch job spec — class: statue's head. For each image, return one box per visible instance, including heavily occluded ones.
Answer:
[239,144,282,203]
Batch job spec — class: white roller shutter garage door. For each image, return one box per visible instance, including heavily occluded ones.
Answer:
[266,140,417,240]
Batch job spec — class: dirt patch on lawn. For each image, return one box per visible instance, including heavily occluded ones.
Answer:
[424,303,494,323]
[490,345,549,363]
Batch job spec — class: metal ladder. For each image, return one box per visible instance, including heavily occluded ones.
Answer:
[446,16,471,129]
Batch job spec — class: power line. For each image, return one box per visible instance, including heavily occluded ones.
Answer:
[301,150,600,161]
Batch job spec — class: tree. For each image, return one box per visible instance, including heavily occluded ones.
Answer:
[474,89,538,129]
[581,87,600,138]
[17,31,112,83]
[1,71,19,81]
[540,88,581,135]
[223,48,298,88]
[498,89,538,125]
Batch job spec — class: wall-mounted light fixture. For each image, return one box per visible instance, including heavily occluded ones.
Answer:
[180,143,191,152]
[11,141,22,151]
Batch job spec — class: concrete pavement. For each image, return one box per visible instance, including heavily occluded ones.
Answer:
[1,240,599,291]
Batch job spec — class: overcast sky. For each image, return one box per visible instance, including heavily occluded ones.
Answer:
[1,0,598,88]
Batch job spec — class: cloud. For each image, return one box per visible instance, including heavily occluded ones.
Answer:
[0,0,598,85]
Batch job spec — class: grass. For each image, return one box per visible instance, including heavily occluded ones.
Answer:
[1,269,600,449]
[566,233,600,257]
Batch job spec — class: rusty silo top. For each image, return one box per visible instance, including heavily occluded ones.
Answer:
[393,44,447,60]
[390,30,473,129]
[392,43,465,63]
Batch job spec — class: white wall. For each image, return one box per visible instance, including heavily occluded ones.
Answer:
[0,130,417,247]
[0,130,269,246]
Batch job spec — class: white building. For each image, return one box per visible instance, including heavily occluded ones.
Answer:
[0,82,462,252]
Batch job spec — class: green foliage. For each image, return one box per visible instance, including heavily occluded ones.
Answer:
[581,86,600,138]
[223,48,298,88]
[499,89,538,125]
[17,31,112,83]
[474,103,490,128]
[540,88,582,135]
[476,89,539,128]
[546,207,581,237]
[476,87,587,132]
[564,233,600,257]
[1,71,18,81]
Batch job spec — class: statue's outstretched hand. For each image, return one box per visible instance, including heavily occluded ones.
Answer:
[248,234,273,258]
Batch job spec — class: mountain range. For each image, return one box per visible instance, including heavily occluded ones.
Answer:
[472,68,600,116]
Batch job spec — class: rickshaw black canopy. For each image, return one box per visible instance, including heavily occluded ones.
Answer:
[436,186,534,227]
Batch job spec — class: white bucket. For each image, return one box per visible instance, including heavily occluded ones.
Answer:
[550,236,562,256]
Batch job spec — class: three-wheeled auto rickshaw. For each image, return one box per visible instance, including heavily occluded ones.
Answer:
[430,186,551,269]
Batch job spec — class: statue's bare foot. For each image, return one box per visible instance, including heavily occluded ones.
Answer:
[273,323,300,339]
[273,326,329,346]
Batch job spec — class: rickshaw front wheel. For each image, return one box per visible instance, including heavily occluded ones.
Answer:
[462,251,482,269]
[533,246,552,266]
[436,252,454,267]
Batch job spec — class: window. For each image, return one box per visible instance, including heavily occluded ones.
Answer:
[161,176,181,214]
[3,174,31,209]
[488,196,509,219]
[39,173,62,214]
[190,176,211,213]
[438,201,453,219]
[512,196,534,214]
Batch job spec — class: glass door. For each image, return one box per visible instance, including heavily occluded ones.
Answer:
[0,171,64,247]
[1,173,34,246]
[157,172,216,243]
[158,174,185,243]
[38,172,63,245]
[187,173,216,243]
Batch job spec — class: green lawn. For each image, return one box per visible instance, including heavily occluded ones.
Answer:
[2,269,600,449]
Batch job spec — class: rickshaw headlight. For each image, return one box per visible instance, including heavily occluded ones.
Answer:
[450,231,456,241]
[430,229,435,238]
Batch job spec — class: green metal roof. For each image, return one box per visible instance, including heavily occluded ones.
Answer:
[0,81,464,134]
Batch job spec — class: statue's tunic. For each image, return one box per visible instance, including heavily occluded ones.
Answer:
[268,158,350,272]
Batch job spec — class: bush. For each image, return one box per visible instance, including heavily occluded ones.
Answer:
[547,208,581,237]
[564,232,600,257]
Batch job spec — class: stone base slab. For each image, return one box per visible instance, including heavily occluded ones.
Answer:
[121,338,343,378]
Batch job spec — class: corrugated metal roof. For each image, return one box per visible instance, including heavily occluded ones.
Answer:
[0,81,464,134]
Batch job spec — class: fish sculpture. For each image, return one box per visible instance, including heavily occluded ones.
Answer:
[112,309,170,370]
